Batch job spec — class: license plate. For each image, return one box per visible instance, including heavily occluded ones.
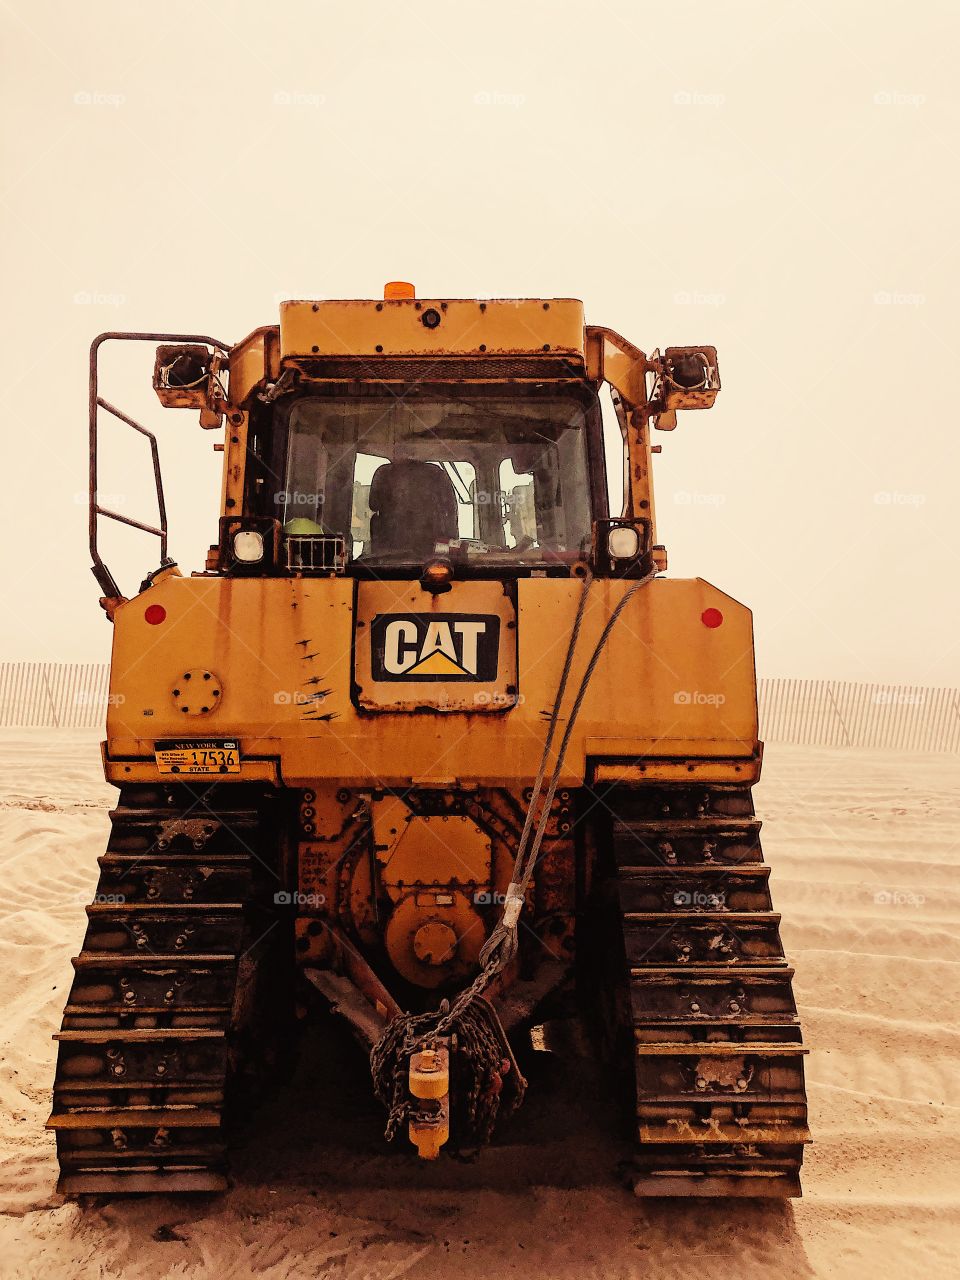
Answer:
[154,740,240,776]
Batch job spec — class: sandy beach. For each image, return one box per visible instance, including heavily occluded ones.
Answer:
[1,729,957,1278]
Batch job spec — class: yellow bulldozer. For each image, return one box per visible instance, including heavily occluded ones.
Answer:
[49,285,809,1196]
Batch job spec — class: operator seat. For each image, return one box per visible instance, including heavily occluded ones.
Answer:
[368,460,458,559]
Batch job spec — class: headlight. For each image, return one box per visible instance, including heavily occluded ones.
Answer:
[606,525,641,560]
[232,530,265,563]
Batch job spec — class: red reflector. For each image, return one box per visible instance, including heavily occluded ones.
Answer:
[701,607,723,629]
[144,604,166,625]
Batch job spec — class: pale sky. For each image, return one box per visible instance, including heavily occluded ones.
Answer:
[2,0,958,683]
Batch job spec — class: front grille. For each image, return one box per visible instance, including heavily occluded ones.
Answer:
[288,355,587,383]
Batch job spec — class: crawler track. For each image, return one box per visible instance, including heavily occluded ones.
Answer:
[598,782,809,1197]
[48,783,285,1194]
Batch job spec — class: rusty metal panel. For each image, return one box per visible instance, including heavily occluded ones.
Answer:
[371,800,492,897]
[353,580,518,714]
[103,576,759,788]
[279,298,585,360]
[227,326,279,405]
[585,325,651,405]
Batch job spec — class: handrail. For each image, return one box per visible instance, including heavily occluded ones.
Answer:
[89,331,230,599]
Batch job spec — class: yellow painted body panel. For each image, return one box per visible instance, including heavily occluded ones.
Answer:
[354,580,518,713]
[227,326,279,406]
[279,298,586,359]
[104,576,757,788]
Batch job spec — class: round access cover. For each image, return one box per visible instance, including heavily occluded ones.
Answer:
[170,668,223,716]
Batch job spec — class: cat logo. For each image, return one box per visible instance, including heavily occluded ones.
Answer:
[371,613,500,682]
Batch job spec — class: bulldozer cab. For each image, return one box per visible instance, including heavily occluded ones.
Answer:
[87,291,719,603]
[270,383,600,570]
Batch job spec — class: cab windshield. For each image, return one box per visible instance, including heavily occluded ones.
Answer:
[277,387,598,568]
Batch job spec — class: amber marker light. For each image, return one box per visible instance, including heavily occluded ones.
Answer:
[420,558,454,595]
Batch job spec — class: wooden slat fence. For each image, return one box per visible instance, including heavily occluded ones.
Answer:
[0,663,113,729]
[2,665,958,751]
[758,678,960,751]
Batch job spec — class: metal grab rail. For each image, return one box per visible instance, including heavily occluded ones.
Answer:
[89,331,230,599]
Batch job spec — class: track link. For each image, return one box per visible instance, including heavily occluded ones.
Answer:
[599,782,809,1197]
[48,783,281,1194]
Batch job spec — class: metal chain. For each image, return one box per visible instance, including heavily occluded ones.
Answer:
[371,995,526,1146]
